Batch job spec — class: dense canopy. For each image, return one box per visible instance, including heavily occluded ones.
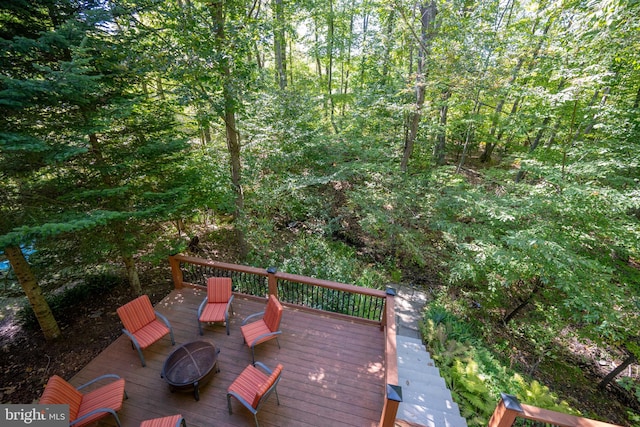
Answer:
[1,0,638,423]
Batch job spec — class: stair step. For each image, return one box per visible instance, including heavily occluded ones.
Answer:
[397,335,429,352]
[399,369,447,388]
[399,384,459,412]
[398,403,468,427]
[396,335,467,427]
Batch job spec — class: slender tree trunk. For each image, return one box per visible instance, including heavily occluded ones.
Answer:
[211,0,243,216]
[581,86,610,136]
[327,0,338,132]
[481,14,553,162]
[340,12,354,116]
[503,277,543,324]
[457,94,482,173]
[433,87,450,165]
[381,10,395,86]
[314,24,322,78]
[273,0,286,90]
[5,245,61,340]
[210,0,246,257]
[598,353,637,389]
[401,0,437,172]
[359,12,369,88]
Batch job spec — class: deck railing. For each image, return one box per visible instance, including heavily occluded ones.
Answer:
[488,393,623,427]
[168,254,402,426]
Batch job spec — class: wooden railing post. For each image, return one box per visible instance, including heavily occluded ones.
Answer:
[168,255,184,289]
[267,266,278,298]
[488,393,523,427]
[379,287,401,427]
[379,384,402,427]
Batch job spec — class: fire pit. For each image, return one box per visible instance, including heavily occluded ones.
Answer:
[161,340,219,401]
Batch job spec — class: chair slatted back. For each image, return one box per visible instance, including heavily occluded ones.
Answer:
[207,277,232,303]
[251,364,283,409]
[117,294,156,334]
[39,375,82,421]
[263,295,283,332]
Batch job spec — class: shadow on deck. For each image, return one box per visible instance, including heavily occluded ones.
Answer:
[69,287,385,427]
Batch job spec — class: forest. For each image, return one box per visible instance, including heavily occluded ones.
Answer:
[1,0,639,424]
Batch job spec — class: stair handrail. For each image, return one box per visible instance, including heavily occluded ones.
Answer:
[488,393,622,427]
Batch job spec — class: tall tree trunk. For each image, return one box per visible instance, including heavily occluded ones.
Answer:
[122,254,142,295]
[327,0,338,132]
[5,245,61,340]
[530,79,565,153]
[273,0,286,90]
[581,86,610,137]
[340,12,354,116]
[380,10,395,86]
[480,14,553,162]
[433,87,451,165]
[401,0,437,172]
[210,0,246,257]
[211,0,243,217]
[314,24,322,78]
[359,12,369,88]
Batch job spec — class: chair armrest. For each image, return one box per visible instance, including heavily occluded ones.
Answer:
[197,296,208,317]
[248,330,282,347]
[252,361,272,375]
[227,391,258,415]
[155,311,172,329]
[226,294,235,310]
[121,328,140,346]
[77,374,122,390]
[242,311,265,325]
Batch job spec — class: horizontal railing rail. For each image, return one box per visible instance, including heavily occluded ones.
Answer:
[489,393,622,427]
[169,254,387,322]
[168,254,401,426]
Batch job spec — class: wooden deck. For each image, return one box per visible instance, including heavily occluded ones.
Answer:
[70,287,385,427]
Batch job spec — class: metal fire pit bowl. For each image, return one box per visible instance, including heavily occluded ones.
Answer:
[161,340,219,401]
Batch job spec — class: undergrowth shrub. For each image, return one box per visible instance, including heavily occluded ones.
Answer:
[421,304,576,426]
[18,273,124,330]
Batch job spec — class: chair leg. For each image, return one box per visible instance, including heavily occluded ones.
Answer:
[113,413,123,427]
[227,394,233,414]
[133,343,146,367]
[253,413,260,427]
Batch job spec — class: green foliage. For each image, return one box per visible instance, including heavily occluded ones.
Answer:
[431,163,637,344]
[247,233,385,288]
[421,306,576,426]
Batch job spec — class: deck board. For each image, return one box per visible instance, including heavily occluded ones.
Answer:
[69,287,385,427]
